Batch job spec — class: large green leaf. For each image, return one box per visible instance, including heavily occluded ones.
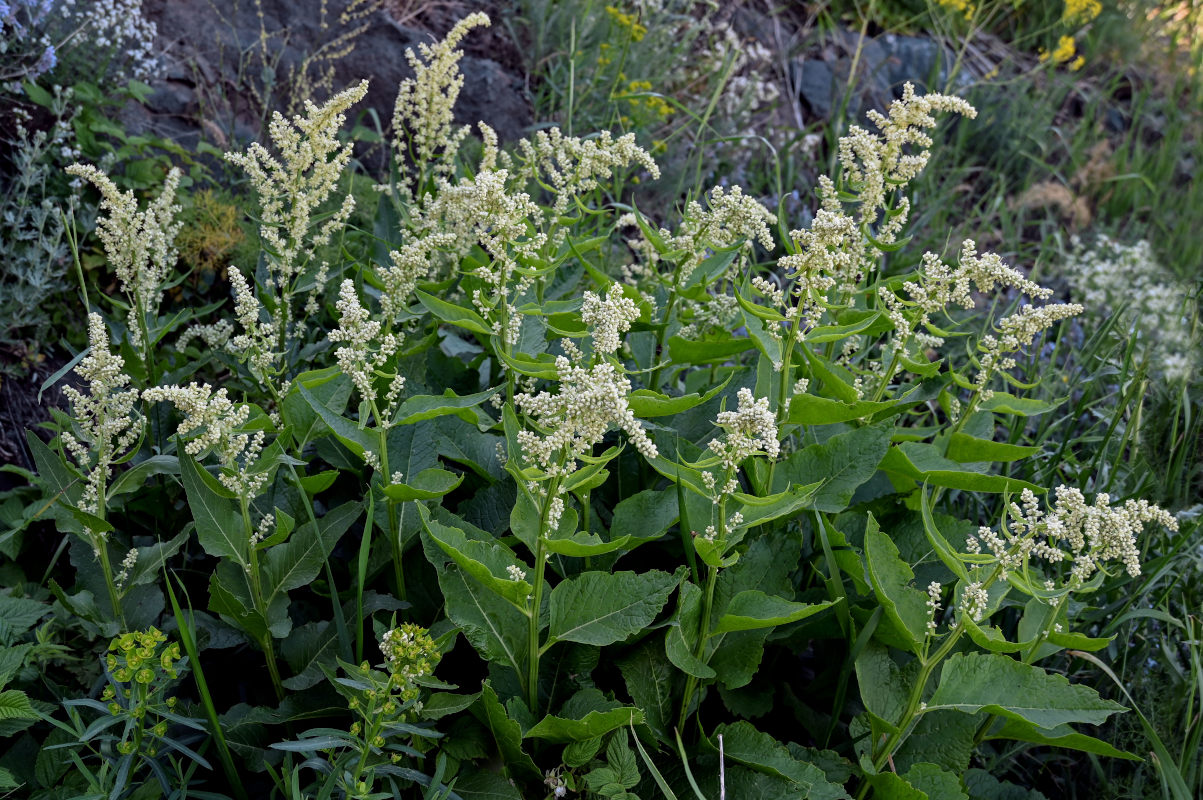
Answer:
[714,722,850,799]
[0,690,36,722]
[865,514,930,654]
[547,571,678,647]
[393,388,498,428]
[439,565,528,679]
[380,468,463,501]
[180,451,247,568]
[881,443,1042,494]
[416,289,494,335]
[928,652,1126,729]
[771,424,891,512]
[475,682,541,782]
[945,433,1039,464]
[420,505,531,608]
[610,487,678,538]
[627,377,730,418]
[296,381,376,460]
[665,582,715,679]
[984,718,1140,760]
[264,501,362,600]
[525,707,644,742]
[711,591,835,634]
[785,393,896,425]
[618,641,677,742]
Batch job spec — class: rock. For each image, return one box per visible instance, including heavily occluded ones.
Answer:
[124,0,530,158]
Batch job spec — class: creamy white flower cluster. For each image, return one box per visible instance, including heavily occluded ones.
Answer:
[428,169,546,345]
[773,207,860,316]
[66,163,182,348]
[381,232,457,323]
[879,239,1053,349]
[514,128,660,224]
[78,0,160,80]
[514,348,658,512]
[838,82,976,229]
[329,280,405,428]
[224,80,369,367]
[390,12,491,194]
[581,284,640,354]
[965,487,1178,594]
[142,383,267,498]
[708,387,779,471]
[1061,234,1199,383]
[661,185,776,283]
[62,313,142,547]
[176,319,235,351]
[974,302,1084,400]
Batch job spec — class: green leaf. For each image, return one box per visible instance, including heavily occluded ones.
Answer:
[801,346,861,403]
[920,486,970,582]
[945,433,1038,464]
[281,621,338,691]
[424,691,481,720]
[208,561,289,641]
[627,377,730,418]
[297,382,376,460]
[865,514,930,654]
[712,592,835,634]
[928,652,1127,729]
[984,718,1140,760]
[548,571,678,647]
[610,488,678,538]
[380,467,463,501]
[771,424,891,512]
[785,393,897,424]
[864,772,927,799]
[0,690,36,721]
[881,443,1042,494]
[109,455,179,497]
[179,451,247,567]
[283,367,352,448]
[416,290,494,335]
[714,722,850,799]
[525,707,643,743]
[440,565,528,679]
[903,763,969,800]
[856,643,912,730]
[978,393,1059,417]
[665,582,715,679]
[475,682,541,782]
[618,642,677,742]
[393,387,498,428]
[264,502,362,600]
[420,506,531,608]
[125,532,189,588]
[667,335,755,364]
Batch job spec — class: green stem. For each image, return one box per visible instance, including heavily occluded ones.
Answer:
[241,496,285,700]
[526,476,561,715]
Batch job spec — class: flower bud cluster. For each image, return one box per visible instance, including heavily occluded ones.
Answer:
[66,164,182,348]
[581,284,640,354]
[514,127,661,226]
[708,387,779,470]
[61,314,141,548]
[329,280,406,426]
[664,185,775,283]
[142,382,268,498]
[390,12,491,193]
[974,302,1084,400]
[225,80,368,362]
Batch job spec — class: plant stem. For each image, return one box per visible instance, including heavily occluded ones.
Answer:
[241,496,285,700]
[526,476,561,715]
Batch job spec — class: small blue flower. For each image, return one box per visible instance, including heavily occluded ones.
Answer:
[31,43,55,78]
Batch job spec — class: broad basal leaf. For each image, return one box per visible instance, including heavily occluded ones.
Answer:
[865,513,930,654]
[928,652,1126,729]
[771,424,891,512]
[547,570,678,647]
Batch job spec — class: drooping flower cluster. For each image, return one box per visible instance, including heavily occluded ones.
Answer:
[708,387,779,470]
[61,313,141,550]
[974,302,1084,400]
[381,232,457,323]
[964,487,1178,594]
[142,382,267,497]
[879,239,1053,349]
[389,12,490,193]
[514,128,661,223]
[66,164,182,348]
[581,284,640,354]
[224,80,368,366]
